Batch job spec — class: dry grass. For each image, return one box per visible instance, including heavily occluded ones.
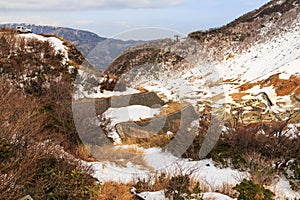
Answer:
[218,183,236,197]
[230,92,250,100]
[135,86,149,93]
[130,169,238,199]
[76,144,97,162]
[132,172,171,192]
[194,179,236,197]
[289,109,300,123]
[157,101,190,117]
[90,145,147,168]
[123,132,172,148]
[97,182,134,200]
[238,81,259,92]
[242,153,276,186]
[295,86,300,94]
[190,179,210,193]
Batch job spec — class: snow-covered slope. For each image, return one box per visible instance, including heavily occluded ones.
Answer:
[109,8,300,119]
[217,19,300,107]
[20,33,69,63]
[102,0,300,118]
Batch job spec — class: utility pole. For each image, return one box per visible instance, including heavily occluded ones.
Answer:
[174,35,181,42]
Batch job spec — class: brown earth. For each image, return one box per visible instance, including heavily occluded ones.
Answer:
[238,73,300,96]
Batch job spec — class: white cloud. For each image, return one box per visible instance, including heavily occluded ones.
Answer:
[0,15,62,26]
[0,0,185,11]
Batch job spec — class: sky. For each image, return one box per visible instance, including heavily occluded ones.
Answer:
[0,0,270,39]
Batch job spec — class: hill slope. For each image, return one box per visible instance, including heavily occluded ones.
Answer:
[104,0,300,120]
[1,23,144,71]
[0,29,103,199]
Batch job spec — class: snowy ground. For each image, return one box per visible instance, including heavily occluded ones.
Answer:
[88,147,247,190]
[123,21,300,114]
[88,147,300,200]
[87,146,245,200]
[268,176,300,200]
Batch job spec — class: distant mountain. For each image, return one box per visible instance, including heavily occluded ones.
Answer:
[0,23,144,71]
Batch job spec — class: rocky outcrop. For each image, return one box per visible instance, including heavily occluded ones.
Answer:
[74,91,165,116]
[115,103,199,157]
[116,104,198,139]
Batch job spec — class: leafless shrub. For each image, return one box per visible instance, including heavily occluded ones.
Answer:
[0,80,97,199]
[242,153,276,185]
[0,28,103,198]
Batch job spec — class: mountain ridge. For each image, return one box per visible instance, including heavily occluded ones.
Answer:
[0,23,145,71]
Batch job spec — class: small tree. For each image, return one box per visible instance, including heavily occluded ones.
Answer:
[167,174,191,199]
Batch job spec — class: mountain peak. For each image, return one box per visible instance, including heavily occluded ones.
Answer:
[228,0,300,26]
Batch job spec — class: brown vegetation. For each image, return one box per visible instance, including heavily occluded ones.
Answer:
[208,113,299,188]
[89,145,146,168]
[0,29,90,157]
[0,29,102,199]
[183,105,299,190]
[122,133,172,149]
[41,34,89,67]
[0,81,98,199]
[157,102,190,117]
[104,46,184,78]
[97,182,134,200]
[230,92,250,100]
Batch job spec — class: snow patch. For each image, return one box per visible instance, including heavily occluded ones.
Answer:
[103,105,161,125]
[135,190,166,200]
[202,192,236,200]
[270,176,300,200]
[89,161,148,183]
